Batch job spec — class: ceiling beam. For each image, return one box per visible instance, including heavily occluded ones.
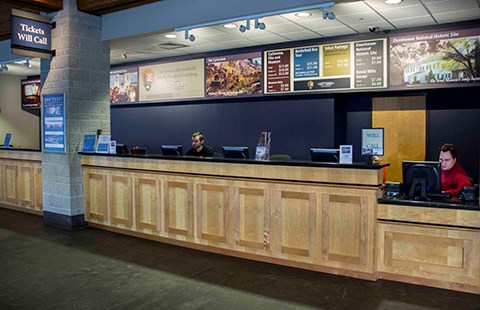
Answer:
[77,0,162,16]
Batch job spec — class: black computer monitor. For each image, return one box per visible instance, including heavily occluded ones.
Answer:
[222,146,249,159]
[402,160,442,200]
[161,145,183,156]
[310,148,339,163]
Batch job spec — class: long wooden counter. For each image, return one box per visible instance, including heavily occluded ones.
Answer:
[81,154,385,280]
[0,149,42,214]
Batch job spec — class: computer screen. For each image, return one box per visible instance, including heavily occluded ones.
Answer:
[161,145,183,156]
[222,146,249,159]
[310,148,339,163]
[402,160,442,200]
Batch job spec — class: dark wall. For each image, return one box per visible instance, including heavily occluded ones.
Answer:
[427,87,480,183]
[111,96,336,160]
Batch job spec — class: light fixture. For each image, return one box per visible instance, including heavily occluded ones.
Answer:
[0,64,8,72]
[384,0,403,4]
[25,59,32,68]
[239,18,266,33]
[165,33,177,39]
[121,53,127,59]
[223,23,237,29]
[295,12,312,18]
[184,30,195,42]
[322,8,335,20]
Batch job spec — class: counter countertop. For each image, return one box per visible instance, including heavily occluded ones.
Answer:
[378,196,480,211]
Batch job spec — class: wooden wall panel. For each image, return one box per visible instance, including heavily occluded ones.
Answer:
[197,184,229,244]
[19,166,35,207]
[373,96,426,182]
[134,176,160,232]
[84,172,107,222]
[109,175,133,227]
[165,181,193,237]
[0,163,3,202]
[234,187,269,250]
[34,167,42,210]
[5,164,18,205]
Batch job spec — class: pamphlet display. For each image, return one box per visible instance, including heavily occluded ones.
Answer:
[361,128,384,156]
[82,134,96,153]
[43,93,66,153]
[339,145,353,164]
[95,135,111,154]
[255,131,271,161]
[2,132,12,147]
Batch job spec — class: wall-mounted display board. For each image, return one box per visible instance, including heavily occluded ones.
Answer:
[138,59,204,102]
[389,28,480,89]
[205,52,262,97]
[265,38,387,94]
[110,67,138,104]
[42,93,66,153]
[21,78,41,109]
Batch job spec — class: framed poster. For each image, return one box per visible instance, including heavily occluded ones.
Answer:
[43,93,66,153]
[361,128,384,156]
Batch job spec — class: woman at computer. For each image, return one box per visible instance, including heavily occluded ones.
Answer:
[438,143,472,196]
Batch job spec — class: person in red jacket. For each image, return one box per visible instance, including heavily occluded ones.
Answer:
[438,143,472,196]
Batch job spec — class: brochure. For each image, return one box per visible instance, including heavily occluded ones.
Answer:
[82,134,96,153]
[339,145,353,164]
[96,135,111,153]
[2,132,12,147]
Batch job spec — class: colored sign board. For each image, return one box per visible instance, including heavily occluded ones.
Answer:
[294,46,319,78]
[138,59,205,102]
[205,52,262,97]
[110,67,138,104]
[265,49,291,93]
[10,15,51,53]
[389,28,480,89]
[21,78,41,109]
[354,39,385,88]
[43,93,66,153]
[322,43,350,77]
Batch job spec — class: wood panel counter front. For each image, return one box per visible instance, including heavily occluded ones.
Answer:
[81,154,386,281]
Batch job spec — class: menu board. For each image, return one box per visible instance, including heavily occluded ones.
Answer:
[265,49,291,93]
[110,67,138,104]
[205,52,262,97]
[354,39,385,88]
[138,59,204,102]
[390,28,480,89]
[265,38,387,94]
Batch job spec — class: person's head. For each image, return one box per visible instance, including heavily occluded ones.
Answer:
[438,143,457,171]
[191,131,205,150]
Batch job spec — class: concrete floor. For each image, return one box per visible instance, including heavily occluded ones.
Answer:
[0,207,478,310]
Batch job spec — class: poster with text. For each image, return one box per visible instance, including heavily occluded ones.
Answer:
[294,46,319,78]
[265,49,291,93]
[21,78,41,109]
[205,52,262,97]
[390,28,480,89]
[322,43,350,77]
[139,59,204,102]
[110,67,138,104]
[43,93,66,153]
[354,39,386,88]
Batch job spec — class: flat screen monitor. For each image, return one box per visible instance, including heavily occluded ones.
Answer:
[161,144,183,156]
[402,160,442,200]
[222,146,249,159]
[310,148,339,163]
[116,144,129,154]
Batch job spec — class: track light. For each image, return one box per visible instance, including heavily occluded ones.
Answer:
[254,18,266,30]
[184,30,195,42]
[0,64,8,72]
[322,8,336,20]
[121,53,127,59]
[239,19,250,33]
[25,59,32,68]
[239,18,266,33]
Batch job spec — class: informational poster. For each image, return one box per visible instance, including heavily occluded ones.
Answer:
[354,39,386,88]
[110,67,138,104]
[361,128,384,156]
[323,43,350,77]
[390,28,480,89]
[21,78,41,109]
[294,46,319,78]
[265,49,291,93]
[205,52,262,97]
[43,93,66,153]
[138,59,204,102]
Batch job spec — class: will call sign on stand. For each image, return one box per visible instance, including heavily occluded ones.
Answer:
[10,9,53,59]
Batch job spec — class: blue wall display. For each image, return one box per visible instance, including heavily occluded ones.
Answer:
[43,93,66,153]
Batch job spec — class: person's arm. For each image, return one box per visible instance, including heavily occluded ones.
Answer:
[443,173,472,196]
[204,146,214,157]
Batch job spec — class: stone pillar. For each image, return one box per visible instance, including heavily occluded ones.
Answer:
[41,0,110,229]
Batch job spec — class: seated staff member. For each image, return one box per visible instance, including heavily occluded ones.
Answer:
[438,143,472,196]
[186,131,214,157]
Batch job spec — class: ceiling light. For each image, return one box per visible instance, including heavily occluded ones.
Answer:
[384,0,403,4]
[184,30,195,42]
[121,53,127,59]
[165,33,177,39]
[0,64,8,72]
[223,23,237,29]
[295,12,312,18]
[25,59,32,68]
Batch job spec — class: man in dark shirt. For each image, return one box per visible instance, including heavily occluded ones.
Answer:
[186,131,214,157]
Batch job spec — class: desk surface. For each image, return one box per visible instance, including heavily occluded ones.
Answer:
[379,196,480,211]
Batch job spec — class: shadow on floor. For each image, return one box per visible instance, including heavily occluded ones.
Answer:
[0,207,478,310]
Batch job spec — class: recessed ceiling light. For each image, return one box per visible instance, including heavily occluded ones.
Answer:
[165,33,177,39]
[223,23,237,29]
[384,0,403,4]
[295,12,312,18]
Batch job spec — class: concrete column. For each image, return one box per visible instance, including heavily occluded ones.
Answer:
[41,0,110,229]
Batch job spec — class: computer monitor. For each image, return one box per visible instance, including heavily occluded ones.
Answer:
[402,160,442,200]
[222,146,249,159]
[310,148,339,163]
[161,145,183,156]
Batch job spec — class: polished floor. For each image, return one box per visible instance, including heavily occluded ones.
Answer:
[0,207,478,310]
